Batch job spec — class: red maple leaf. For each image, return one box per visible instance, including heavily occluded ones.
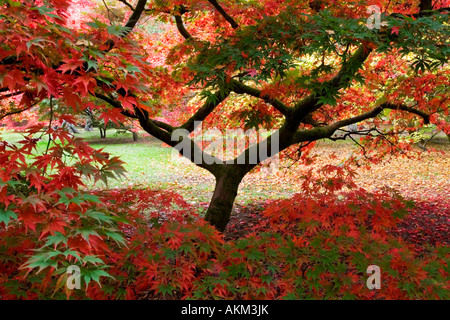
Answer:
[391,26,401,35]
[99,108,126,125]
[247,69,258,77]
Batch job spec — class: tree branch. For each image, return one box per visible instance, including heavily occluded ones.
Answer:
[228,46,376,173]
[291,46,373,124]
[118,0,135,11]
[94,92,175,133]
[293,102,431,144]
[0,91,23,100]
[208,0,239,29]
[384,103,430,124]
[152,119,175,133]
[94,92,137,119]
[230,79,292,117]
[0,102,39,120]
[104,0,148,50]
[174,15,192,40]
[123,0,148,34]
[179,89,231,132]
[137,111,222,175]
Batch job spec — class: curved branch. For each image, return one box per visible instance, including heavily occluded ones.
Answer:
[0,91,23,100]
[179,89,231,132]
[105,0,148,50]
[230,79,292,117]
[138,111,222,175]
[208,0,239,29]
[0,102,39,120]
[151,119,175,133]
[293,102,431,144]
[174,15,192,40]
[291,46,373,123]
[118,0,135,11]
[94,92,175,133]
[384,103,430,124]
[123,0,148,35]
[94,92,137,119]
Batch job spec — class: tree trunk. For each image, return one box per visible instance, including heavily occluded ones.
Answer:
[99,127,106,138]
[85,118,94,131]
[204,168,243,232]
[132,131,139,141]
[419,0,432,12]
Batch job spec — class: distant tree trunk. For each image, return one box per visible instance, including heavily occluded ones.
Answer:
[84,118,94,131]
[99,127,106,138]
[132,131,139,141]
[62,120,79,134]
[69,123,79,134]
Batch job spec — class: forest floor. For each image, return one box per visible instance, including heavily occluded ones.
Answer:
[223,139,450,247]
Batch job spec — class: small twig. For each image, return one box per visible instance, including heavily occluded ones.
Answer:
[102,0,119,24]
[0,91,23,100]
[208,0,239,29]
[118,0,135,11]
[348,134,369,160]
[377,131,408,157]
[384,0,393,12]
[45,96,54,155]
[419,130,439,150]
[284,141,315,169]
[0,101,39,120]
